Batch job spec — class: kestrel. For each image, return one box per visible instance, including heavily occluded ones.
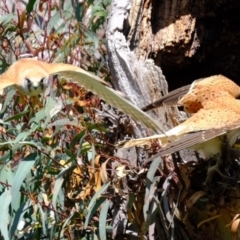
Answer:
[0,58,162,133]
[123,76,240,159]
[0,57,111,96]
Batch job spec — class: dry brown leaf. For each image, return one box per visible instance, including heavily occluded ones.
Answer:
[186,191,206,209]
[178,164,191,203]
[79,163,96,200]
[59,160,67,166]
[225,213,240,238]
[100,158,111,183]
[127,209,135,223]
[19,94,27,105]
[79,183,94,200]
[72,166,82,186]
[197,214,222,229]
[94,155,101,192]
[64,161,85,200]
[62,84,73,90]
[0,126,6,134]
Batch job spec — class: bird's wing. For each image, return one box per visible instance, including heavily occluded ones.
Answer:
[142,129,228,163]
[148,122,240,159]
[52,70,164,133]
[141,84,191,111]
[120,102,240,149]
[0,75,16,91]
[0,63,19,91]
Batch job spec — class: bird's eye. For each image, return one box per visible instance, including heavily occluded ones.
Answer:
[25,78,31,86]
[40,78,46,90]
[40,78,45,84]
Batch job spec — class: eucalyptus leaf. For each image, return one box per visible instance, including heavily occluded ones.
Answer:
[26,0,37,13]
[59,212,75,238]
[87,181,110,210]
[4,110,30,122]
[0,164,14,192]
[99,199,110,240]
[0,14,16,26]
[11,153,39,211]
[52,165,73,210]
[0,90,15,114]
[70,130,86,149]
[143,156,162,221]
[84,182,111,229]
[9,200,32,240]
[84,197,106,230]
[0,188,11,240]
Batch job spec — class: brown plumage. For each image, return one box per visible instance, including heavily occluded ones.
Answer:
[142,75,240,113]
[179,75,240,113]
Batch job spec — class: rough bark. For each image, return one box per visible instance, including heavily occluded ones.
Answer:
[106,1,169,126]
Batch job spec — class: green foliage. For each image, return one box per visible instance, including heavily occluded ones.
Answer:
[0,85,113,239]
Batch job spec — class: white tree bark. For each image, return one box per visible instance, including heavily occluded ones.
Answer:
[106,0,169,135]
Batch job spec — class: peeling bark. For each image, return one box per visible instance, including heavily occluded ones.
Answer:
[106,0,168,129]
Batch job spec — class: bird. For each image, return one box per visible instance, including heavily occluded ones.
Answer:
[0,57,163,133]
[122,76,240,159]
[142,75,240,113]
[0,57,111,96]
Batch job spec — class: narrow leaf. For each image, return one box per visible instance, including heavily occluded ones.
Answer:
[12,132,31,143]
[26,0,37,13]
[70,130,86,149]
[99,200,110,240]
[88,181,110,210]
[38,203,47,235]
[4,110,30,122]
[52,166,72,210]
[84,182,111,229]
[0,188,11,240]
[11,153,39,211]
[9,200,32,240]
[143,156,162,220]
[84,197,106,230]
[52,177,64,211]
[0,90,15,114]
[59,212,75,238]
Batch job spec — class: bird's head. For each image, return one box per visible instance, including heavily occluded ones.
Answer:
[19,67,49,96]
